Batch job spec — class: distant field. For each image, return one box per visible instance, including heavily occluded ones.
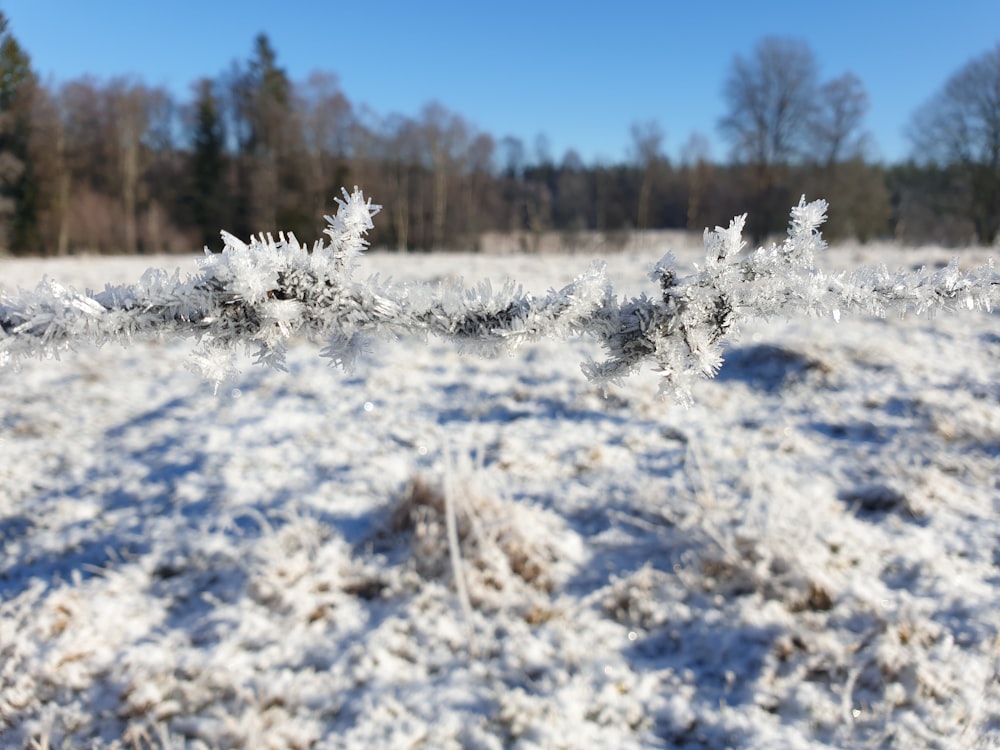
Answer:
[1,244,998,748]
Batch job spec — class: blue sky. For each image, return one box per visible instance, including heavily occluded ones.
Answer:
[5,0,1000,164]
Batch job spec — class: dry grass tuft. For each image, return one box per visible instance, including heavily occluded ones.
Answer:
[383,471,580,614]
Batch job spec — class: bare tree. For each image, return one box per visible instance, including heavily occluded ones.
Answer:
[108,80,146,253]
[497,136,527,233]
[57,78,120,252]
[718,37,819,240]
[379,113,421,251]
[719,37,819,167]
[533,132,553,167]
[909,43,1000,244]
[629,120,665,229]
[681,132,713,231]
[556,148,591,235]
[460,132,496,244]
[138,85,181,253]
[297,71,353,224]
[419,102,470,250]
[809,73,870,168]
[798,73,887,241]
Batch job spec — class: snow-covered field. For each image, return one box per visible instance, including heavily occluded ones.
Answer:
[1,241,998,749]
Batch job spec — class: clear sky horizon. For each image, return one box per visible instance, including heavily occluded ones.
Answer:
[5,0,1000,166]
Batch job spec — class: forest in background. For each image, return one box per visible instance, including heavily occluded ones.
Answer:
[0,12,998,256]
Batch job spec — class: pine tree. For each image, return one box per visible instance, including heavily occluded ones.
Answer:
[231,34,294,236]
[188,78,228,251]
[0,11,37,254]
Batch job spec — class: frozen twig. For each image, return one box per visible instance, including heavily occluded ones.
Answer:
[443,450,477,657]
[1,188,997,402]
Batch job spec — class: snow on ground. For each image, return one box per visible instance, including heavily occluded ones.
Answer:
[0,242,998,749]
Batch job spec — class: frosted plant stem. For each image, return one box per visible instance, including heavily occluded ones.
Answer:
[444,451,477,657]
[685,436,738,561]
[842,664,862,726]
[959,641,1000,743]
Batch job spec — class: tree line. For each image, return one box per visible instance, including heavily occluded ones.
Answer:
[0,17,998,256]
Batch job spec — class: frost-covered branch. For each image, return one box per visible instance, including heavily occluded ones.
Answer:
[1,187,997,402]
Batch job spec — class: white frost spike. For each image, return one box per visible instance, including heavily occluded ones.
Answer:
[703,214,747,264]
[322,187,382,273]
[188,345,240,393]
[784,196,828,267]
[788,196,828,237]
[322,331,366,371]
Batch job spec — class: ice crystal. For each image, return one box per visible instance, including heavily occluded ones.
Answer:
[1,190,997,400]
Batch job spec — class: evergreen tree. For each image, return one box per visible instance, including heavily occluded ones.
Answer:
[188,78,228,250]
[0,11,38,254]
[231,34,295,236]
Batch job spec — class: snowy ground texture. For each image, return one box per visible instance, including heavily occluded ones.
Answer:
[1,241,998,749]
